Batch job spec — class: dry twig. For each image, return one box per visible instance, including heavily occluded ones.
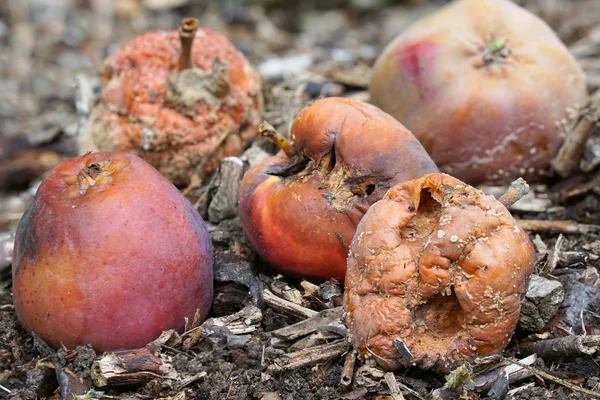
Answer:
[552,91,600,177]
[263,289,318,319]
[270,307,342,341]
[268,340,349,371]
[516,219,600,234]
[384,372,407,400]
[518,335,600,359]
[503,357,600,399]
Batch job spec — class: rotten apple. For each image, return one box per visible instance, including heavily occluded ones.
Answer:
[344,173,535,372]
[12,152,213,352]
[80,18,263,187]
[239,97,437,282]
[370,0,588,185]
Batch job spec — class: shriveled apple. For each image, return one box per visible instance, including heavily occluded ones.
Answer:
[80,18,263,187]
[239,97,437,282]
[344,173,535,372]
[12,152,213,352]
[370,0,588,185]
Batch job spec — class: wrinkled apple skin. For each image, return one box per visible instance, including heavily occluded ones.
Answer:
[80,26,263,187]
[370,0,588,185]
[12,152,213,352]
[239,97,437,282]
[344,173,535,372]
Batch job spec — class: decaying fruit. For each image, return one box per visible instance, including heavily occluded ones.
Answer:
[12,152,213,352]
[239,97,437,282]
[370,0,588,185]
[80,17,263,187]
[344,173,535,372]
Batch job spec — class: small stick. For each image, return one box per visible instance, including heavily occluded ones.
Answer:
[178,17,199,71]
[0,384,11,394]
[503,356,600,399]
[263,289,318,319]
[518,335,599,359]
[258,121,297,158]
[270,307,342,341]
[268,340,349,371]
[384,372,407,400]
[516,219,600,234]
[340,350,356,386]
[552,92,600,178]
[497,177,530,208]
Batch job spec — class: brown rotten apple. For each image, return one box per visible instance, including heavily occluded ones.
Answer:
[80,17,262,187]
[12,152,213,352]
[344,173,535,372]
[370,0,588,185]
[239,97,437,282]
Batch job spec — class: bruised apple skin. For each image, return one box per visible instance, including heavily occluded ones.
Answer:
[12,152,213,352]
[344,173,535,372]
[370,0,588,185]
[239,97,438,282]
[80,18,262,187]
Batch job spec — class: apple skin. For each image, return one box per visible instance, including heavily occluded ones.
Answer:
[239,97,438,282]
[370,0,588,185]
[80,24,263,187]
[12,151,213,353]
[344,173,535,372]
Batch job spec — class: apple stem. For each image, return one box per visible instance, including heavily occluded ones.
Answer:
[498,177,530,208]
[482,34,511,66]
[258,121,297,158]
[76,161,115,192]
[178,17,200,71]
[77,164,101,191]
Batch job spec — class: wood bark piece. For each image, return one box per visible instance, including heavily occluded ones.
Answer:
[209,218,261,315]
[210,304,263,334]
[471,354,537,393]
[91,343,177,388]
[270,307,342,340]
[263,288,318,319]
[268,339,349,371]
[183,305,262,350]
[206,157,246,223]
[519,335,600,358]
[519,275,565,332]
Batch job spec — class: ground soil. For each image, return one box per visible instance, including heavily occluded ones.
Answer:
[1,0,600,399]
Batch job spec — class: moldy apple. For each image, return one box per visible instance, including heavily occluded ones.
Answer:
[344,173,535,372]
[80,17,263,187]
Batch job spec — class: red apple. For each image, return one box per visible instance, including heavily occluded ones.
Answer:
[12,152,213,352]
[239,97,437,282]
[370,0,588,184]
